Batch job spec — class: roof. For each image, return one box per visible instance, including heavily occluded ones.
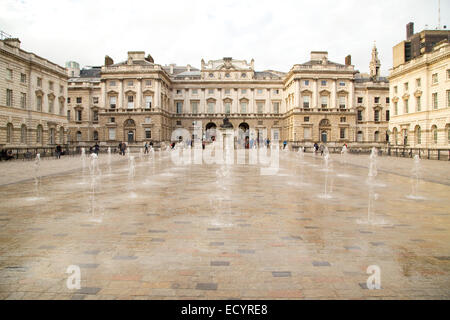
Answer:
[111,60,154,67]
[80,67,101,78]
[254,71,284,79]
[300,59,346,67]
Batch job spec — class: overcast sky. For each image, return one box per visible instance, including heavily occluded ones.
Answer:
[1,0,448,75]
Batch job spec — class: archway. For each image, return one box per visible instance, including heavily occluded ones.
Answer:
[238,122,250,149]
[319,119,331,144]
[124,119,136,144]
[205,122,217,142]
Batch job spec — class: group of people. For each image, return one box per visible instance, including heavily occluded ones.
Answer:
[0,149,14,161]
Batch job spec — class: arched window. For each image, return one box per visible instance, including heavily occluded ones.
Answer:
[76,131,82,142]
[447,125,450,145]
[357,131,363,142]
[415,126,421,145]
[93,130,99,141]
[432,125,438,144]
[21,124,27,144]
[6,123,13,143]
[36,125,43,144]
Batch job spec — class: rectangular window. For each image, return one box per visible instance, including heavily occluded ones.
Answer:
[340,128,346,139]
[339,96,346,109]
[304,116,309,122]
[357,110,363,121]
[385,110,390,121]
[417,96,421,112]
[404,99,409,113]
[240,101,247,113]
[404,82,408,91]
[432,73,438,84]
[21,73,26,83]
[109,96,116,109]
[6,68,12,80]
[257,89,263,95]
[304,80,309,86]
[37,96,42,111]
[321,96,328,108]
[76,110,82,121]
[60,85,64,94]
[145,80,152,86]
[241,89,247,94]
[224,102,231,114]
[303,127,311,140]
[321,80,327,86]
[20,93,26,108]
[208,89,214,94]
[176,89,182,94]
[386,97,390,104]
[303,96,310,108]
[394,86,398,94]
[93,97,99,104]
[59,100,64,115]
[67,97,71,103]
[6,89,13,106]
[109,128,116,140]
[394,101,398,115]
[110,117,115,123]
[128,81,133,86]
[374,110,380,122]
[447,69,450,80]
[273,102,280,113]
[144,117,151,124]
[274,89,280,94]
[416,78,421,87]
[191,101,198,114]
[176,102,183,114]
[110,81,116,86]
[76,97,82,104]
[207,102,215,113]
[224,89,230,95]
[67,110,71,121]
[339,82,345,86]
[340,117,346,123]
[357,97,363,104]
[127,95,134,109]
[49,81,54,91]
[49,99,54,113]
[145,129,151,139]
[447,90,450,108]
[93,110,98,122]
[432,93,438,109]
[257,102,264,114]
[145,96,152,109]
[37,77,42,87]
[374,97,380,104]
[192,89,198,95]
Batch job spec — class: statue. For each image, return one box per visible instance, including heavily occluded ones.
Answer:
[220,116,233,129]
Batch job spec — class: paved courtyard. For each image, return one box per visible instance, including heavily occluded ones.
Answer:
[0,148,449,300]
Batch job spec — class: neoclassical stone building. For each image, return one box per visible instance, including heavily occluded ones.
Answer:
[389,24,450,149]
[67,48,389,148]
[0,37,68,149]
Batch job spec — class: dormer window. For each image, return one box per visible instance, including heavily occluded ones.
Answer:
[225,73,230,78]
[241,73,246,78]
[209,73,214,78]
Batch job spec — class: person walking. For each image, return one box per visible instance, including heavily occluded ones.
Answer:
[55,144,62,159]
[283,140,287,150]
[144,142,149,154]
[94,143,100,155]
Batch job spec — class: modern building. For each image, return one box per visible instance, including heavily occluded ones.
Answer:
[0,36,68,150]
[389,23,450,149]
[67,48,389,148]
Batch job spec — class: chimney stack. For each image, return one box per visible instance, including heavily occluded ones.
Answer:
[169,64,175,74]
[345,55,352,66]
[105,55,114,66]
[187,64,191,72]
[406,22,414,39]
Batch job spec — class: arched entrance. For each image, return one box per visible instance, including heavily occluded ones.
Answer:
[319,119,331,144]
[238,122,250,149]
[205,122,217,142]
[124,119,136,144]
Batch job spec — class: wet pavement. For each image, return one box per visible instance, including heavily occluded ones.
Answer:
[0,149,449,300]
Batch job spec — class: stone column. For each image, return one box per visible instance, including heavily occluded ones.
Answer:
[137,79,142,109]
[118,80,123,110]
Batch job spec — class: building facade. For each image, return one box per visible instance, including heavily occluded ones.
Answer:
[67,48,389,148]
[0,37,68,150]
[389,24,450,149]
